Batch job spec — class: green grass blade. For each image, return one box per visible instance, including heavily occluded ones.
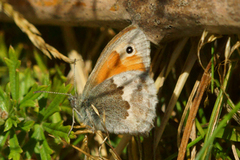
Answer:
[202,63,232,159]
[196,100,240,160]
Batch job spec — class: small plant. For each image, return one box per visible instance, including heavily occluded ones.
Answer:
[0,46,74,160]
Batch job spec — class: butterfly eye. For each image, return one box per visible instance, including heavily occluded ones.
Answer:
[126,46,134,54]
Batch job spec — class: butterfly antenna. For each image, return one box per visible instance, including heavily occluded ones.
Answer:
[34,90,72,96]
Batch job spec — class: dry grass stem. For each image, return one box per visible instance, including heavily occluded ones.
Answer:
[190,122,197,160]
[155,40,197,149]
[128,137,140,160]
[224,37,231,77]
[95,131,108,157]
[232,143,239,160]
[177,60,212,160]
[61,26,87,92]
[74,130,94,135]
[109,149,121,160]
[68,50,87,93]
[177,80,200,147]
[1,2,73,63]
[225,104,240,125]
[155,38,189,91]
[110,135,132,160]
[197,30,221,70]
[71,143,100,160]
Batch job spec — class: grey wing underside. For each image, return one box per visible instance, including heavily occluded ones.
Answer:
[83,70,158,135]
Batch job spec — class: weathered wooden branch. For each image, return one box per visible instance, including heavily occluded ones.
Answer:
[1,0,240,45]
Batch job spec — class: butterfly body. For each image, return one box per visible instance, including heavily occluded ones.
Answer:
[70,25,158,135]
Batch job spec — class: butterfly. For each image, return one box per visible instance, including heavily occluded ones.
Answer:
[69,25,158,135]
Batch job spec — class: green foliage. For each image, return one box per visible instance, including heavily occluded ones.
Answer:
[0,46,74,160]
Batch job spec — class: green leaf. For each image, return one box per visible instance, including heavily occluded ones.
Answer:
[0,86,7,101]
[42,122,70,143]
[31,123,53,160]
[55,65,67,82]
[39,140,53,160]
[0,129,10,150]
[60,105,72,116]
[0,101,8,122]
[4,118,13,132]
[41,84,71,121]
[20,84,48,108]
[34,141,41,154]
[19,120,35,132]
[10,48,21,69]
[4,85,12,112]
[19,100,36,108]
[213,143,231,159]
[32,124,45,141]
[14,43,23,60]
[203,126,240,142]
[0,32,7,61]
[9,129,23,160]
[34,49,47,72]
[19,68,35,101]
[4,47,21,101]
[0,86,9,125]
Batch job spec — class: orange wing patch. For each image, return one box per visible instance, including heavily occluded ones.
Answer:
[95,51,145,85]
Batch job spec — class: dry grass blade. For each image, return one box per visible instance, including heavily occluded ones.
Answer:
[231,143,239,160]
[190,122,197,160]
[197,30,208,69]
[95,131,108,157]
[225,103,240,125]
[71,143,102,160]
[61,26,87,93]
[1,2,74,63]
[74,130,94,134]
[230,41,240,56]
[68,50,87,93]
[110,135,131,160]
[155,38,189,91]
[109,149,121,160]
[127,137,141,160]
[177,61,212,160]
[154,39,197,149]
[197,31,221,70]
[177,80,200,147]
[222,40,240,125]
[224,37,231,77]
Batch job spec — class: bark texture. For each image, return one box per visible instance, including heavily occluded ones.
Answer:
[1,0,240,44]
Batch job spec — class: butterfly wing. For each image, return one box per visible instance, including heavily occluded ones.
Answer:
[78,70,157,135]
[82,25,151,97]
